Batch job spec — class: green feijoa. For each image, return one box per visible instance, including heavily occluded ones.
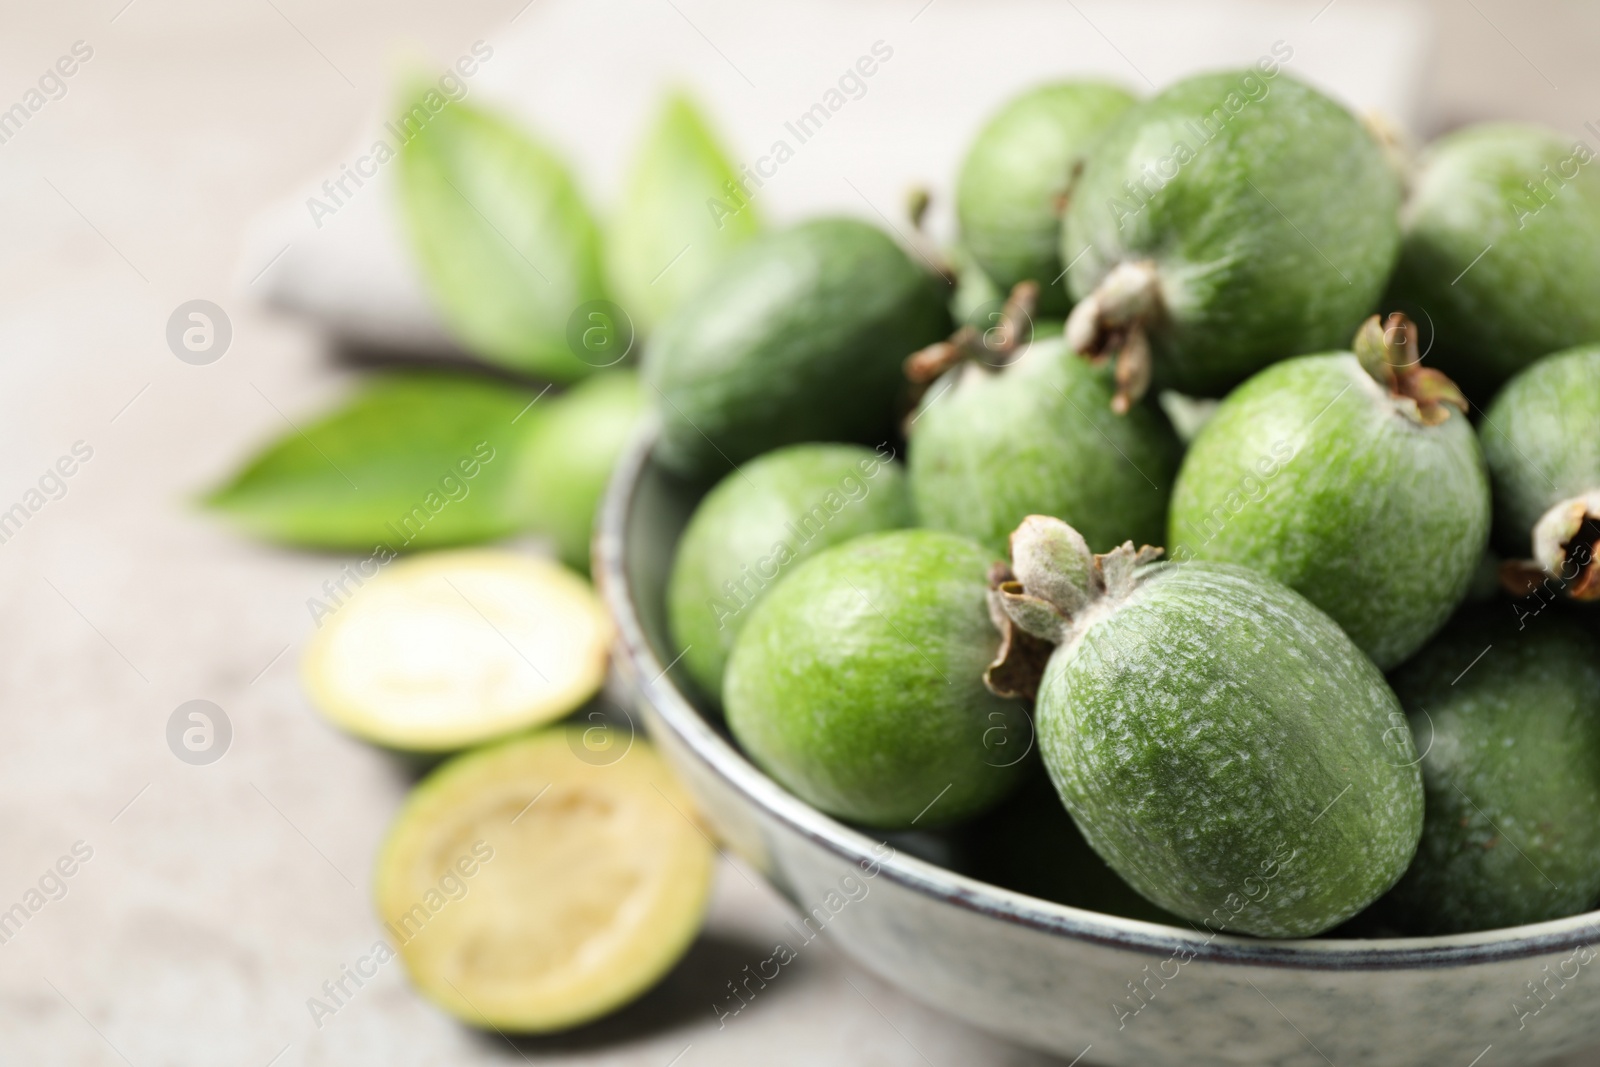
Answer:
[644,218,951,479]
[956,82,1136,316]
[724,529,1028,829]
[1479,345,1600,600]
[962,773,1183,925]
[1168,314,1490,669]
[667,443,912,701]
[1063,67,1400,408]
[948,245,1005,331]
[608,92,761,335]
[907,335,1181,558]
[991,517,1423,938]
[1386,607,1600,934]
[1388,124,1600,397]
[511,371,646,574]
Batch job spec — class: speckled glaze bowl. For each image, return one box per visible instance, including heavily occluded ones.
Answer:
[595,427,1600,1067]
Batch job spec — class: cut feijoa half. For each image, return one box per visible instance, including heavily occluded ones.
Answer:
[375,728,715,1031]
[302,550,611,752]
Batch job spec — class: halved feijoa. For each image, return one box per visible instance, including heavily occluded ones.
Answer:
[375,729,714,1031]
[302,550,611,752]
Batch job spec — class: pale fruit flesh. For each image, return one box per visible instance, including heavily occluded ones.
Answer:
[302,550,611,752]
[375,729,715,1031]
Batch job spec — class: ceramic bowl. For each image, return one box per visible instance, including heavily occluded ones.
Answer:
[594,427,1600,1067]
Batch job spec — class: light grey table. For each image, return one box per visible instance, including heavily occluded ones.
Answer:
[1,2,1596,1064]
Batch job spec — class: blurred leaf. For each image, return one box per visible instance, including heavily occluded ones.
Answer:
[398,92,607,381]
[608,91,761,334]
[206,374,545,550]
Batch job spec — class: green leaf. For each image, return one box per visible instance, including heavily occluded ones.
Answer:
[206,374,546,551]
[608,91,761,334]
[398,93,607,381]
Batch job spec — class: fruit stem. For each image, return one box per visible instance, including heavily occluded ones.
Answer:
[1064,260,1162,414]
[983,515,1163,700]
[1500,490,1600,602]
[1353,312,1468,426]
[904,281,1039,399]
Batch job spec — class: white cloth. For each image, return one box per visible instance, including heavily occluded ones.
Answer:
[237,0,1432,352]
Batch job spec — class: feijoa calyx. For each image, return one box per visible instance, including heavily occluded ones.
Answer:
[1168,313,1490,669]
[724,529,1029,829]
[1479,344,1600,601]
[955,81,1136,316]
[1385,607,1600,934]
[907,327,1181,558]
[668,443,913,702]
[991,516,1423,937]
[1063,68,1401,409]
[644,217,950,479]
[1388,123,1600,397]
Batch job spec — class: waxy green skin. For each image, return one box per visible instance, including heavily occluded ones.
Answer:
[667,443,913,702]
[1036,562,1423,937]
[1389,125,1600,398]
[956,82,1136,316]
[1480,345,1600,554]
[1169,353,1490,669]
[511,371,645,574]
[1064,70,1400,396]
[909,337,1182,557]
[724,530,1028,829]
[644,218,951,479]
[1386,608,1600,934]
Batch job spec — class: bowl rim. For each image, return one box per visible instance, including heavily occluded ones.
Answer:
[595,424,1600,972]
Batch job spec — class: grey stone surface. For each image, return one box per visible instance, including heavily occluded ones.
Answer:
[2,2,1598,1064]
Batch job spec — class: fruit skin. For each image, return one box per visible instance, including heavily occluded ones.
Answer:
[1063,67,1401,398]
[375,728,714,1032]
[512,371,645,574]
[1480,345,1600,554]
[667,443,913,702]
[1385,607,1600,934]
[995,520,1422,938]
[908,336,1182,557]
[644,218,951,479]
[1388,124,1600,397]
[724,529,1029,829]
[956,82,1136,316]
[1168,351,1490,669]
